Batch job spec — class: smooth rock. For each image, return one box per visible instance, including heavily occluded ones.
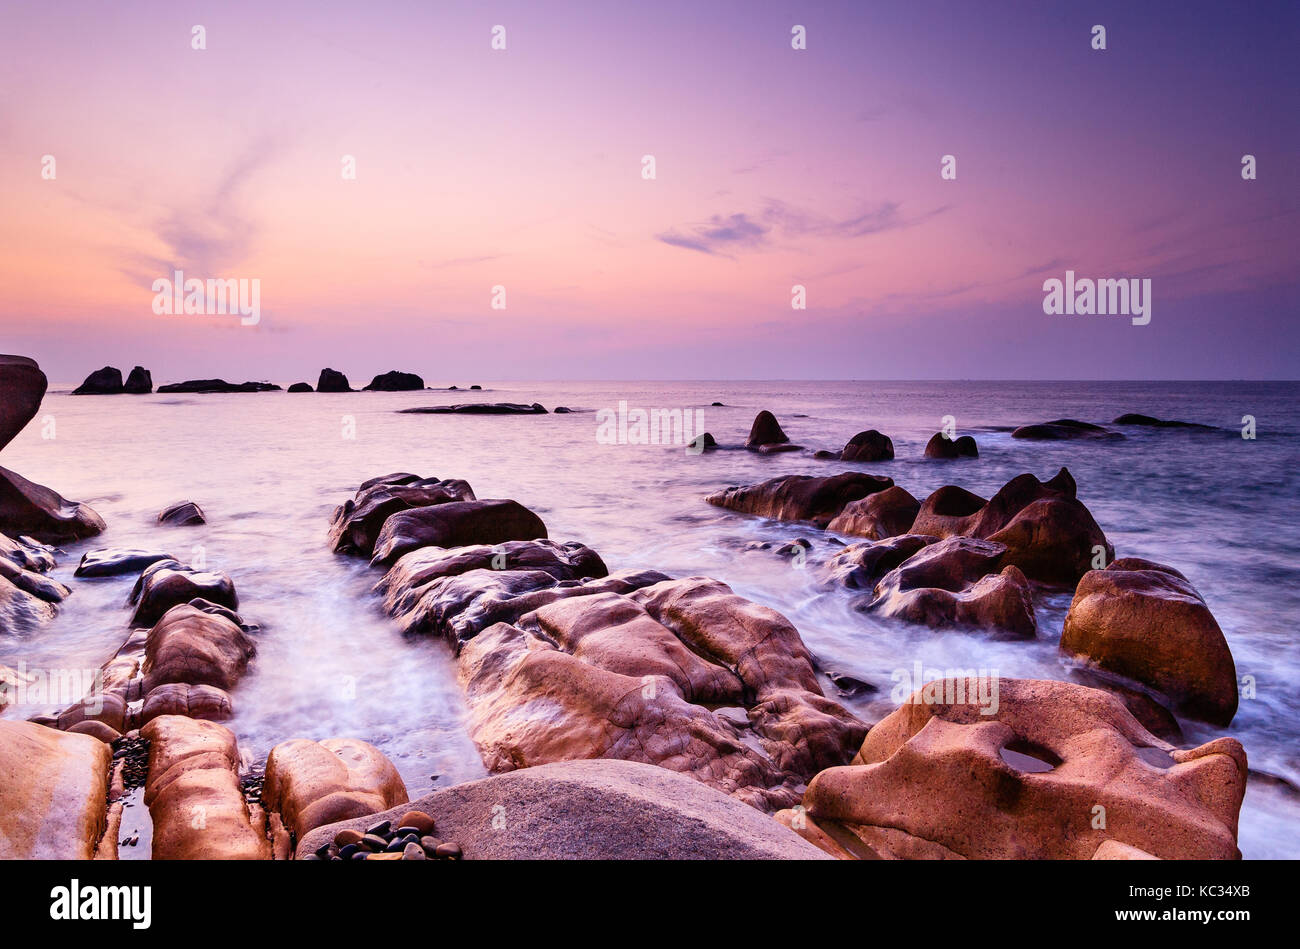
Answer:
[0,720,111,859]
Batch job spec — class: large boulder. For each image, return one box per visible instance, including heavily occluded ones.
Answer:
[0,466,105,542]
[317,368,353,392]
[458,577,866,812]
[141,602,256,693]
[0,354,46,451]
[840,430,894,462]
[864,537,1036,639]
[924,432,978,459]
[819,534,936,590]
[795,678,1246,860]
[370,498,548,567]
[328,476,476,557]
[1061,559,1237,725]
[141,716,271,859]
[826,485,919,539]
[746,410,790,449]
[263,737,409,839]
[123,366,153,394]
[706,472,894,529]
[297,759,829,860]
[0,530,56,573]
[72,366,124,395]
[0,721,111,859]
[364,370,424,391]
[911,468,1111,584]
[129,560,238,626]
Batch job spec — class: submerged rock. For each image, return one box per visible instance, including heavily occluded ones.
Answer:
[399,402,547,414]
[1112,413,1214,429]
[77,548,174,578]
[839,430,895,462]
[793,678,1246,860]
[287,382,313,392]
[157,500,205,525]
[924,432,978,458]
[1012,418,1123,440]
[72,366,124,395]
[1061,558,1237,725]
[156,379,281,393]
[819,534,936,590]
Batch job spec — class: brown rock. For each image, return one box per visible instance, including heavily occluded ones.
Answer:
[923,432,978,459]
[1061,558,1237,725]
[801,678,1245,860]
[129,559,238,626]
[0,720,111,859]
[746,410,789,448]
[826,485,919,539]
[0,465,105,542]
[157,500,205,526]
[262,737,409,839]
[141,715,271,860]
[370,499,548,567]
[399,810,437,835]
[0,354,46,452]
[840,430,894,462]
[706,472,894,528]
[141,603,256,693]
[819,534,936,590]
[329,476,476,557]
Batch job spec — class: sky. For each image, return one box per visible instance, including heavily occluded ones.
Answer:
[1,0,1297,382]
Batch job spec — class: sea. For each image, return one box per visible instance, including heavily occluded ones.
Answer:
[2,379,1296,858]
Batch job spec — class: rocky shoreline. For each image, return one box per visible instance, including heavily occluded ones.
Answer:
[0,356,1253,860]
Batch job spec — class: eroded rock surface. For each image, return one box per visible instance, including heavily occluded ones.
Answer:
[329,475,476,557]
[826,485,919,539]
[0,720,111,859]
[707,472,894,529]
[263,737,409,839]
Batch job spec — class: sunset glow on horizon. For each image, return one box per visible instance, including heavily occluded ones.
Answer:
[2,0,1296,382]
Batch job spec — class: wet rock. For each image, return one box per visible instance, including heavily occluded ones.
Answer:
[140,602,255,692]
[839,430,894,462]
[1112,413,1214,430]
[0,354,46,452]
[0,720,111,859]
[298,759,829,860]
[0,465,105,542]
[287,382,313,392]
[75,547,173,578]
[824,672,876,698]
[129,560,237,626]
[459,577,866,811]
[156,379,281,393]
[139,681,235,725]
[687,432,717,452]
[1012,418,1123,440]
[819,534,936,590]
[0,531,56,573]
[123,366,153,394]
[370,498,549,567]
[911,468,1111,584]
[67,719,122,744]
[364,370,424,391]
[553,405,572,413]
[263,737,409,839]
[0,566,60,628]
[72,366,124,395]
[0,555,70,602]
[745,410,790,449]
[317,368,353,392]
[706,472,894,529]
[924,432,978,459]
[329,476,476,557]
[826,485,919,539]
[1061,558,1237,725]
[142,715,271,859]
[399,402,547,414]
[157,500,205,525]
[799,678,1246,859]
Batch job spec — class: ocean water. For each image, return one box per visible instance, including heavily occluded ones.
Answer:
[2,379,1297,858]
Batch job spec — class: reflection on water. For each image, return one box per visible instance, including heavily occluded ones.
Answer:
[3,379,1297,857]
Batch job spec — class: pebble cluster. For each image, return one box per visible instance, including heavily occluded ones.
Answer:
[242,772,265,807]
[304,811,463,861]
[112,734,150,790]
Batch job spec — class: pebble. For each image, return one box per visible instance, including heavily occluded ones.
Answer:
[366,819,391,837]
[419,836,443,858]
[398,810,437,835]
[402,842,426,860]
[360,834,388,852]
[434,842,462,860]
[334,828,364,848]
[338,843,359,860]
[384,838,406,853]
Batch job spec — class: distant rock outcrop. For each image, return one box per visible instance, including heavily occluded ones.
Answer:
[364,370,424,391]
[1112,413,1214,430]
[317,368,353,392]
[839,430,894,462]
[924,432,978,458]
[157,380,280,393]
[1012,419,1123,441]
[399,403,546,415]
[287,382,313,392]
[124,366,153,394]
[72,366,124,395]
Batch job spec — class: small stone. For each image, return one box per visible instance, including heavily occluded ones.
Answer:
[419,836,443,858]
[351,851,369,860]
[338,843,359,860]
[434,842,462,860]
[395,825,423,838]
[402,842,426,860]
[366,819,392,837]
[384,838,406,853]
[334,828,364,847]
[366,851,402,861]
[361,834,388,852]
[314,843,333,860]
[398,810,437,834]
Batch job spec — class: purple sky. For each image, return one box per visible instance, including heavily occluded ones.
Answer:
[1,0,1296,381]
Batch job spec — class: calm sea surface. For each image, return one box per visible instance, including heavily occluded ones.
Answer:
[3,380,1297,858]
